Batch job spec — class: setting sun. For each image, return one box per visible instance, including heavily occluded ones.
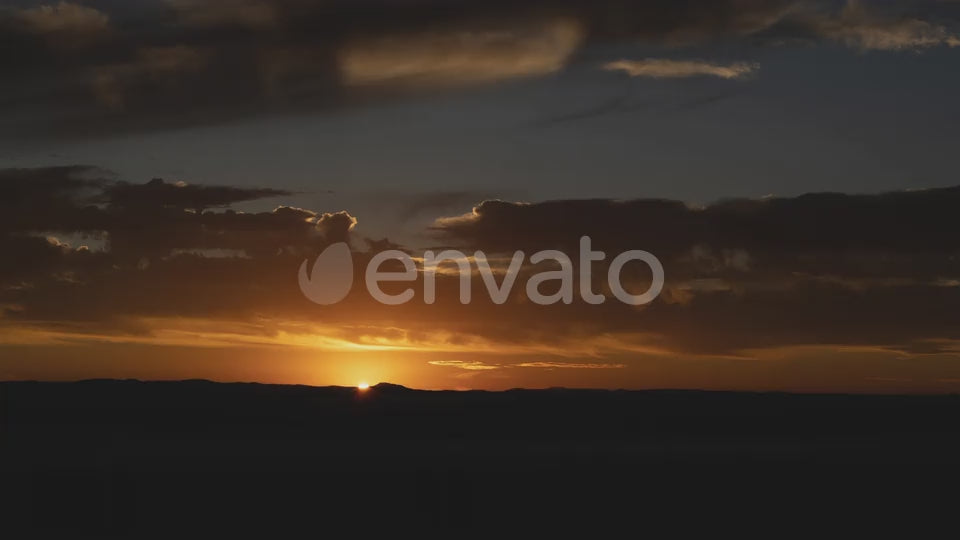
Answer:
[357,382,370,390]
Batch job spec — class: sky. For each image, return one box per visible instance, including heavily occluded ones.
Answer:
[2,0,960,391]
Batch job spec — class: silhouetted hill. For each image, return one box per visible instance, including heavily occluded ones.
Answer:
[2,380,958,534]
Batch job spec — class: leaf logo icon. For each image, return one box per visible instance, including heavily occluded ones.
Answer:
[298,242,354,305]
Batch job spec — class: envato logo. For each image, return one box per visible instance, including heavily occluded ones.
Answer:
[298,236,663,306]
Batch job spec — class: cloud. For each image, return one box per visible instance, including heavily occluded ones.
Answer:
[427,359,626,371]
[338,17,584,88]
[602,59,759,79]
[104,177,290,211]
[808,0,960,50]
[90,46,213,111]
[515,362,626,369]
[3,164,960,374]
[14,1,109,45]
[166,0,278,29]
[7,164,960,360]
[0,166,341,265]
[429,360,501,371]
[427,186,960,355]
[313,211,359,243]
[431,188,960,264]
[3,0,957,139]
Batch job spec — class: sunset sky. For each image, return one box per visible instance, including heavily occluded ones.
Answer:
[2,0,960,391]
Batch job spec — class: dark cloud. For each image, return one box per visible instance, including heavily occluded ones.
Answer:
[0,165,113,233]
[3,165,960,360]
[426,186,960,353]
[0,165,110,205]
[433,186,960,262]
[2,1,956,139]
[385,190,519,224]
[0,165,344,270]
[104,177,290,210]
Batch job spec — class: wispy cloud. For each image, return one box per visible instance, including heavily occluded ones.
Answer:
[516,362,626,369]
[809,0,960,51]
[428,359,627,371]
[428,360,501,371]
[14,1,109,46]
[338,17,584,88]
[602,59,758,79]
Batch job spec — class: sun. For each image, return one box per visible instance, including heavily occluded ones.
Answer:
[357,381,370,390]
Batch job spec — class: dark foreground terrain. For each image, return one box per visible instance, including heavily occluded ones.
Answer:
[2,380,959,534]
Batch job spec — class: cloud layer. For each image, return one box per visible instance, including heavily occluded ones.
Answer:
[1,1,957,138]
[3,166,960,372]
[602,59,759,79]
